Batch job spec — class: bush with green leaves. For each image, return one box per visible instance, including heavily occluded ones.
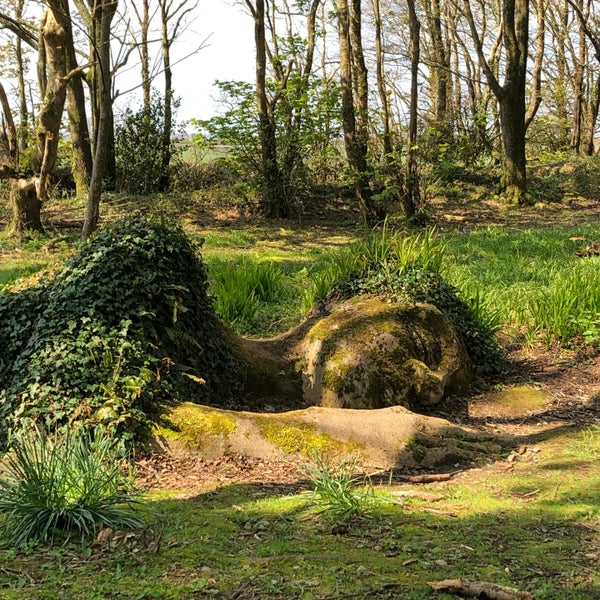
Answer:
[115,92,181,194]
[0,215,244,446]
[307,226,504,375]
[0,425,142,546]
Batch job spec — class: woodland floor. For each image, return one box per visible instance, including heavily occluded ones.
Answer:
[124,193,600,498]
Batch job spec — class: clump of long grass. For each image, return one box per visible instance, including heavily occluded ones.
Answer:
[303,225,446,310]
[210,258,287,332]
[301,454,377,521]
[0,425,143,546]
[527,260,600,346]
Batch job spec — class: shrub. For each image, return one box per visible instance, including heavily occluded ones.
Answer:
[0,215,244,446]
[115,92,182,194]
[0,425,143,546]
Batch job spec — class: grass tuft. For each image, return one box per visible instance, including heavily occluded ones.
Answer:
[301,453,378,521]
[0,425,144,546]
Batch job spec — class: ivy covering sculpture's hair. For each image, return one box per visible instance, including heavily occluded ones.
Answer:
[0,215,245,447]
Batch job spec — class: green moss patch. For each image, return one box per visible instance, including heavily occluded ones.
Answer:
[254,417,362,457]
[470,385,549,418]
[164,403,238,449]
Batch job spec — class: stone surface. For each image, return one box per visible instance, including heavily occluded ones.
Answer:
[295,298,473,411]
[156,402,500,469]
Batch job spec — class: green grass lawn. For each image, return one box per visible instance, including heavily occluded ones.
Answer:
[1,428,599,598]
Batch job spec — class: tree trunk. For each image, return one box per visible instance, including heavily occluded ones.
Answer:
[499,94,527,201]
[247,0,286,218]
[424,0,450,124]
[15,0,29,152]
[566,0,600,156]
[570,3,586,153]
[159,1,173,192]
[463,0,529,203]
[64,0,93,196]
[0,82,41,237]
[372,0,394,161]
[131,0,151,110]
[36,3,70,204]
[88,0,116,193]
[582,74,600,156]
[524,0,544,130]
[337,0,377,225]
[403,0,420,218]
[82,0,118,239]
[10,180,44,236]
[6,2,70,235]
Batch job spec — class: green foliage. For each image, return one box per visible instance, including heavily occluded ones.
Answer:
[115,92,181,194]
[444,225,600,349]
[0,425,143,547]
[528,259,600,346]
[0,215,244,446]
[301,454,376,521]
[210,258,288,334]
[192,74,343,216]
[304,225,445,307]
[306,226,503,374]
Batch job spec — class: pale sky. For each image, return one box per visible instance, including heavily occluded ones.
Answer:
[168,1,255,123]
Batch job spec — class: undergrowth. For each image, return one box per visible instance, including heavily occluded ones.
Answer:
[0,425,143,546]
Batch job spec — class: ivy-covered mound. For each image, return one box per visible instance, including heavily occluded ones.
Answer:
[0,216,244,446]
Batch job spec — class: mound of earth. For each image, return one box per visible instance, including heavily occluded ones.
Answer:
[156,402,501,470]
[233,296,473,413]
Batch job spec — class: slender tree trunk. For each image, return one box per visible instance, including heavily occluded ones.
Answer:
[566,0,600,156]
[88,0,116,192]
[403,0,420,218]
[570,1,586,153]
[159,2,173,192]
[524,0,544,129]
[131,0,151,110]
[15,0,28,152]
[373,0,393,160]
[424,0,450,124]
[547,0,570,147]
[583,73,600,156]
[64,0,93,196]
[82,0,118,239]
[247,0,286,217]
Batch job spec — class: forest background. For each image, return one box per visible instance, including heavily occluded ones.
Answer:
[0,0,597,236]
